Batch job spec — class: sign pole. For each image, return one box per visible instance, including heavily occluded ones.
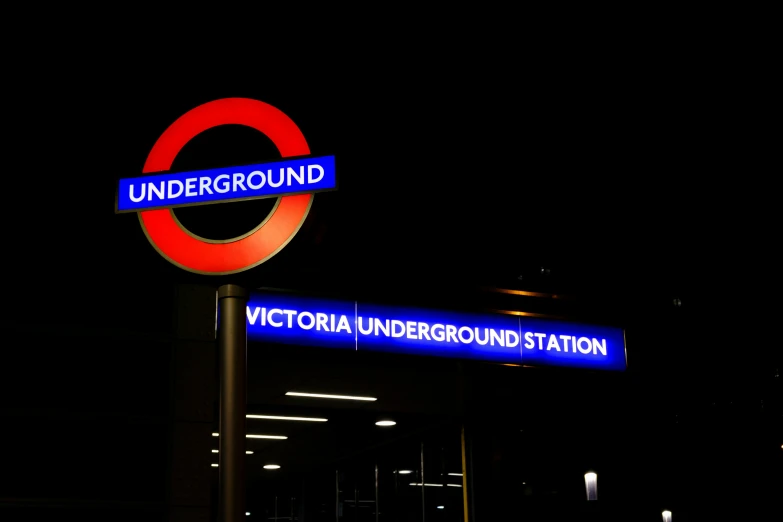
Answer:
[218,284,249,522]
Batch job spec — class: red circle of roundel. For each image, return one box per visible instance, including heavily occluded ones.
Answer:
[138,98,313,275]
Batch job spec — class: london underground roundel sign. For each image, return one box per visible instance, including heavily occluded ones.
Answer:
[116,98,337,275]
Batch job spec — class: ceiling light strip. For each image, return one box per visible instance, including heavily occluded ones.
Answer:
[247,414,328,422]
[212,433,287,439]
[286,392,377,401]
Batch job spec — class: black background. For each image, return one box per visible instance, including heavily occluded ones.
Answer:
[0,19,779,521]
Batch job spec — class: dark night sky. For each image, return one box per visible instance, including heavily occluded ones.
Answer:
[4,45,775,315]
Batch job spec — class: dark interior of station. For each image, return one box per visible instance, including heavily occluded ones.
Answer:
[3,279,780,521]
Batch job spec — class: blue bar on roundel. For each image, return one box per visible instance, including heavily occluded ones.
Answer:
[116,155,336,212]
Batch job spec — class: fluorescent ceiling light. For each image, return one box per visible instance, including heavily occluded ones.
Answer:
[447,484,462,487]
[409,483,443,487]
[264,464,281,470]
[437,506,445,510]
[212,433,287,439]
[211,464,218,467]
[397,470,413,474]
[448,473,463,476]
[286,391,377,401]
[246,513,250,516]
[247,414,327,422]
[211,450,253,454]
[375,420,396,426]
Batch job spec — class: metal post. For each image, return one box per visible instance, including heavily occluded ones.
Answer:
[460,426,471,522]
[218,284,249,522]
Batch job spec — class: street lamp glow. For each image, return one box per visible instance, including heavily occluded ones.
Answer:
[375,420,396,426]
[264,464,281,470]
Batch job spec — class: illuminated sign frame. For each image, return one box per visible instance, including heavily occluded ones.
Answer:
[245,292,627,371]
[124,98,327,275]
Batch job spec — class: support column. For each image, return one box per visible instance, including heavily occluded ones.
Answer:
[218,284,249,522]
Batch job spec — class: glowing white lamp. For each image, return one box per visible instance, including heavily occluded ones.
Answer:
[584,472,597,501]
[662,510,672,522]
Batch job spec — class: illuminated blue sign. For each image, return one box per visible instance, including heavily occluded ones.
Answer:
[245,293,626,371]
[116,155,336,212]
